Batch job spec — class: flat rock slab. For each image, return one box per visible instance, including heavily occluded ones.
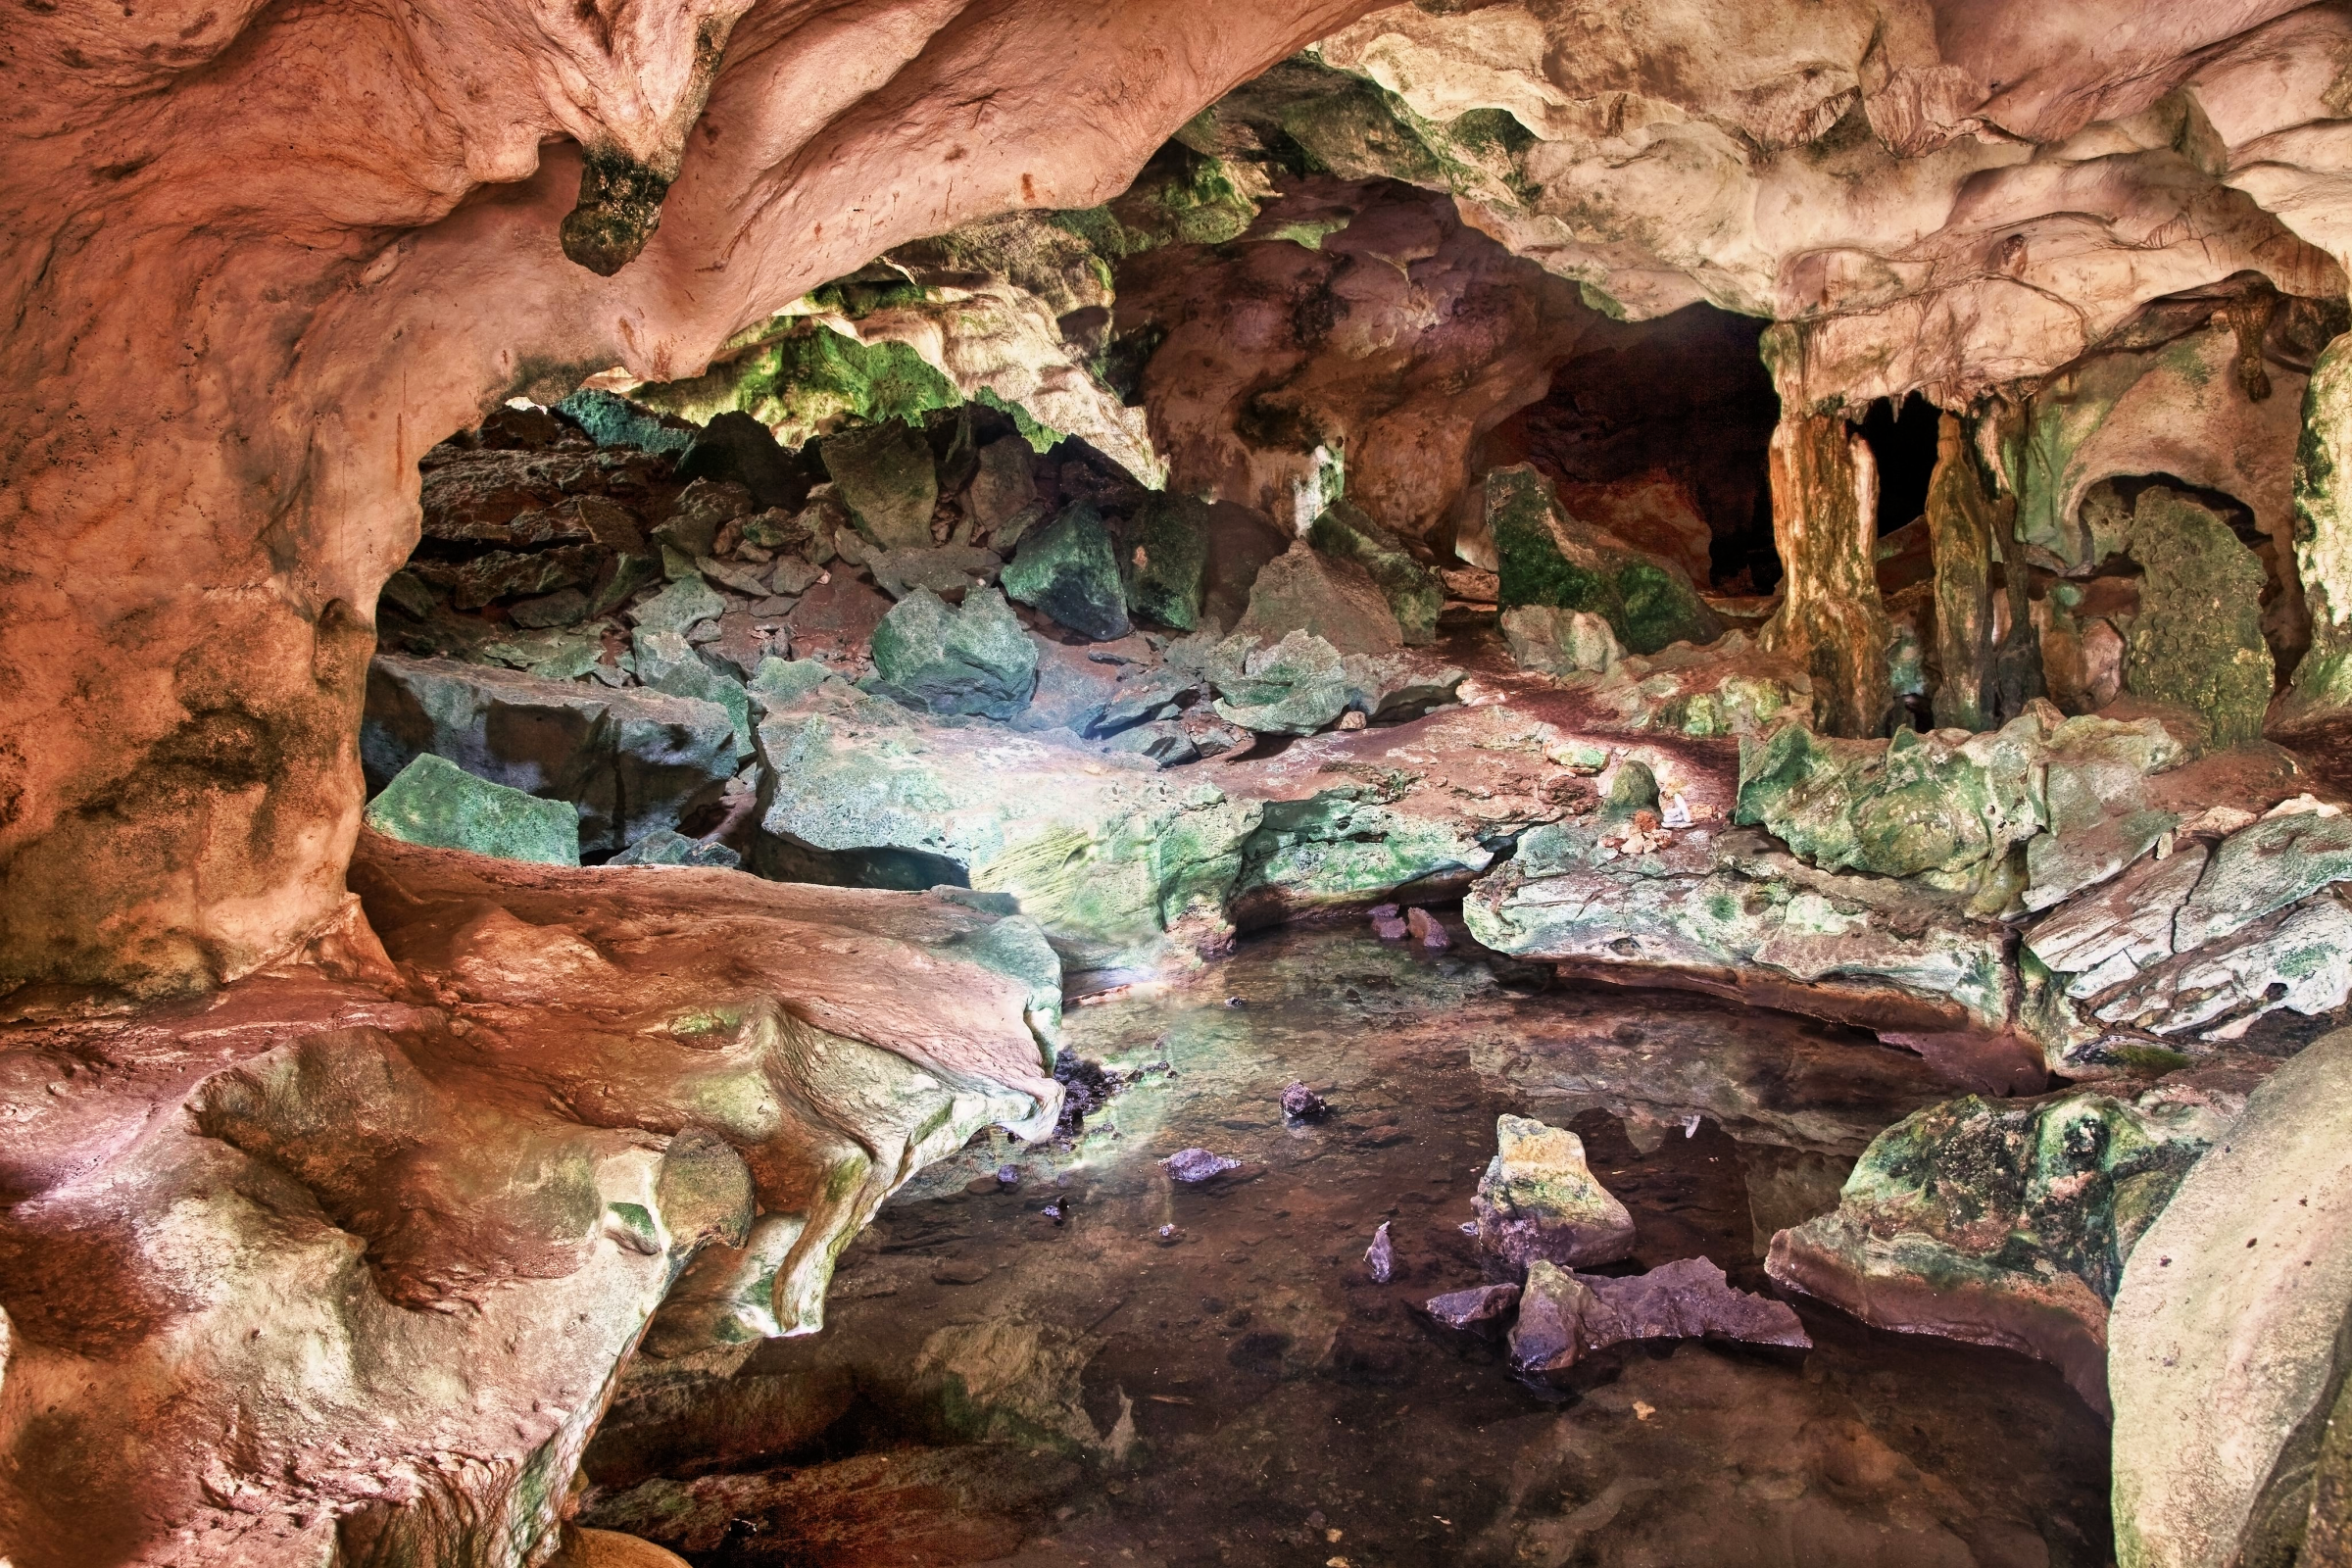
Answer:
[1508,1257,1811,1374]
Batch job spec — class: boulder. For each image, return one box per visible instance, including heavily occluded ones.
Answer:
[1200,501,1294,633]
[1307,501,1444,646]
[676,410,809,512]
[625,572,728,635]
[363,753,581,865]
[966,435,1042,538]
[1003,502,1132,642]
[2121,488,2276,748]
[1767,1066,2262,1410]
[362,654,739,858]
[824,419,939,551]
[870,586,1040,720]
[1120,492,1212,631]
[1471,1114,1636,1273]
[747,656,834,710]
[2111,1028,2352,1568]
[1509,1257,1811,1374]
[608,827,743,869]
[784,574,893,662]
[867,543,1004,601]
[1233,541,1402,656]
[1207,630,1351,736]
[1502,605,1622,675]
[1487,465,1721,655]
[630,630,756,760]
[653,478,754,559]
[409,543,606,611]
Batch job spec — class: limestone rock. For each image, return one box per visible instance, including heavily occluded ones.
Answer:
[824,420,939,551]
[1488,466,1720,656]
[363,654,738,858]
[785,574,893,663]
[1423,1283,1521,1331]
[2111,1029,2352,1568]
[654,478,754,559]
[1767,1067,2262,1410]
[609,827,742,869]
[1200,501,1294,633]
[1003,502,1132,642]
[626,572,728,635]
[1472,1114,1636,1273]
[2122,489,2276,747]
[676,410,808,512]
[1233,541,1403,656]
[559,391,699,456]
[1307,500,1443,646]
[363,753,582,865]
[1208,630,1351,735]
[1509,1257,1811,1375]
[967,435,1041,537]
[1120,491,1212,631]
[631,629,755,760]
[870,587,1040,720]
[1502,605,1622,676]
[548,1529,692,1568]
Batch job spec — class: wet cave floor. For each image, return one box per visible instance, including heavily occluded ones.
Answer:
[584,920,2114,1568]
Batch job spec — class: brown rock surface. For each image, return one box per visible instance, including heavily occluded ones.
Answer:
[0,832,1058,1566]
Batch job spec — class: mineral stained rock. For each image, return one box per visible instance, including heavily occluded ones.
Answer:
[363,752,582,865]
[1233,541,1405,657]
[1423,1283,1522,1331]
[1307,501,1444,646]
[1487,466,1721,656]
[1501,604,1623,676]
[1472,1114,1637,1273]
[1767,1065,2264,1411]
[1758,406,1893,739]
[0,832,1059,1566]
[2110,1028,2352,1568]
[870,586,1041,720]
[364,653,740,859]
[1509,1257,1811,1374]
[1003,502,1133,642]
[824,420,940,552]
[2121,489,2278,748]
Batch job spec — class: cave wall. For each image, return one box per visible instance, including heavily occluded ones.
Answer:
[0,0,1381,1001]
[14,0,2352,994]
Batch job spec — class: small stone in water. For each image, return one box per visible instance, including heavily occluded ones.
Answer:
[1406,907,1449,949]
[1039,1202,1064,1224]
[1164,1148,1241,1183]
[1366,1222,1396,1283]
[1226,996,1248,1008]
[1422,1282,1521,1331]
[1458,1220,1479,1235]
[1281,1082,1330,1120]
[1369,903,1409,941]
[997,1163,1022,1186]
[1156,1223,1182,1247]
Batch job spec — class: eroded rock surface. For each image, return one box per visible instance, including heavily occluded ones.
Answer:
[0,834,1059,1566]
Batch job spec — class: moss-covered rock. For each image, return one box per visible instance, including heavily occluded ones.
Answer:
[1234,541,1402,656]
[1002,503,1131,642]
[1501,605,1621,675]
[1472,1115,1637,1274]
[1767,1067,2260,1409]
[1120,492,1211,631]
[2123,488,2276,747]
[1488,466,1720,656]
[363,753,581,865]
[1307,501,1443,646]
[822,419,939,552]
[1207,630,1351,735]
[869,587,1039,720]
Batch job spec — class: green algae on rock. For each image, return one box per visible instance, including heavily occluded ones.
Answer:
[824,419,940,552]
[2122,488,2276,747]
[870,587,1040,720]
[1307,500,1444,646]
[1769,1064,2266,1412]
[1487,465,1721,656]
[1473,1114,1637,1273]
[1119,491,1212,631]
[1003,502,1132,642]
[364,753,581,865]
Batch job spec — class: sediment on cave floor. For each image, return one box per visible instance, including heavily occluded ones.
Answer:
[12,15,2352,1568]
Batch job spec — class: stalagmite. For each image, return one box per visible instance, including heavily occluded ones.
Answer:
[1925,413,2001,732]
[1759,400,1892,739]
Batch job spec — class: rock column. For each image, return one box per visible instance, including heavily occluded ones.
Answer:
[1924,413,1999,731]
[2283,328,2352,728]
[1760,408,1893,738]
